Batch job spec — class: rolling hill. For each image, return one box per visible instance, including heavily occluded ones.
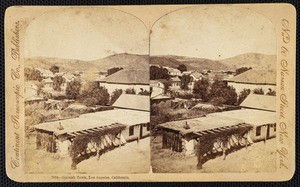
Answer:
[25,53,276,73]
[150,53,276,72]
[25,53,149,73]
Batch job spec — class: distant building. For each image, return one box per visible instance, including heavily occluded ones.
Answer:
[169,77,181,90]
[227,69,276,94]
[150,80,166,98]
[188,71,204,90]
[34,68,54,78]
[25,81,43,104]
[99,69,149,94]
[164,67,182,76]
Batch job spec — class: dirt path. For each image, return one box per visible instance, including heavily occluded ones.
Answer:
[25,136,150,174]
[151,135,276,173]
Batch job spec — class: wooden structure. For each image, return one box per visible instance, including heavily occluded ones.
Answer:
[35,109,150,156]
[158,115,253,169]
[208,108,276,142]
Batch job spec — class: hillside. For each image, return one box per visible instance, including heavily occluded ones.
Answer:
[150,53,276,72]
[219,53,276,71]
[25,53,149,73]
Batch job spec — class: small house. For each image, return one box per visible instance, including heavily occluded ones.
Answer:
[99,69,149,94]
[227,69,276,94]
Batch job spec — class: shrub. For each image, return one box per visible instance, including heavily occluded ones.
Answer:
[110,89,123,105]
[125,88,136,94]
[237,89,251,105]
[266,89,276,96]
[81,82,110,106]
[66,80,81,100]
[253,88,264,95]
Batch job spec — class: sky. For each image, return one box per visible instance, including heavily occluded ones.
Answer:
[150,6,276,60]
[24,7,149,61]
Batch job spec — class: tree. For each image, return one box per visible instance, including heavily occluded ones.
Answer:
[110,89,123,104]
[150,66,170,80]
[66,80,81,100]
[253,87,264,95]
[235,67,252,76]
[52,75,64,91]
[180,74,191,90]
[266,88,276,96]
[177,64,187,73]
[81,82,110,106]
[24,68,43,81]
[125,88,136,94]
[49,65,59,74]
[209,79,237,105]
[193,78,209,101]
[237,89,251,105]
[107,67,123,76]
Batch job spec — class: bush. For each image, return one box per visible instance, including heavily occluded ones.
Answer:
[237,89,251,105]
[253,88,264,95]
[110,89,123,105]
[81,82,110,106]
[66,80,81,100]
[193,78,209,101]
[210,97,226,106]
[125,88,136,94]
[209,80,237,105]
[138,89,150,96]
[266,89,276,96]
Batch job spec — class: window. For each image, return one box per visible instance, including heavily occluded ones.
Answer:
[129,126,134,136]
[146,124,150,131]
[256,126,261,136]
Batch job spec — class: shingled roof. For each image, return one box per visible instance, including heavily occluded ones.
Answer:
[229,69,276,85]
[240,94,276,112]
[113,94,150,112]
[100,69,149,85]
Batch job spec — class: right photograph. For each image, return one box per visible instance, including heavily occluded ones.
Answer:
[149,6,277,173]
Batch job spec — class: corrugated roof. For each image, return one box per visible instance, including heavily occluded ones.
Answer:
[240,94,276,112]
[113,94,150,112]
[208,109,275,127]
[100,69,149,85]
[34,109,149,135]
[159,115,244,135]
[229,69,276,85]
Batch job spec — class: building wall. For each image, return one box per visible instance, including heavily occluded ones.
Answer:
[100,82,149,95]
[249,125,266,142]
[228,82,276,94]
[25,87,38,98]
[121,123,150,142]
[151,86,164,98]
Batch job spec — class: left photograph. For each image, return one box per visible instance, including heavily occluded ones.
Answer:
[24,7,150,174]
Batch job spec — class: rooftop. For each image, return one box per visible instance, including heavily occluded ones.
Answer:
[208,109,275,127]
[240,94,276,112]
[35,109,149,135]
[112,94,150,112]
[159,115,244,135]
[229,69,276,85]
[100,69,149,85]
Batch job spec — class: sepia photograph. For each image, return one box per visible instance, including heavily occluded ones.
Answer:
[23,7,150,174]
[4,4,295,182]
[150,6,277,173]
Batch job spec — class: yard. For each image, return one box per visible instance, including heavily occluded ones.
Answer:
[25,135,150,174]
[151,135,276,173]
